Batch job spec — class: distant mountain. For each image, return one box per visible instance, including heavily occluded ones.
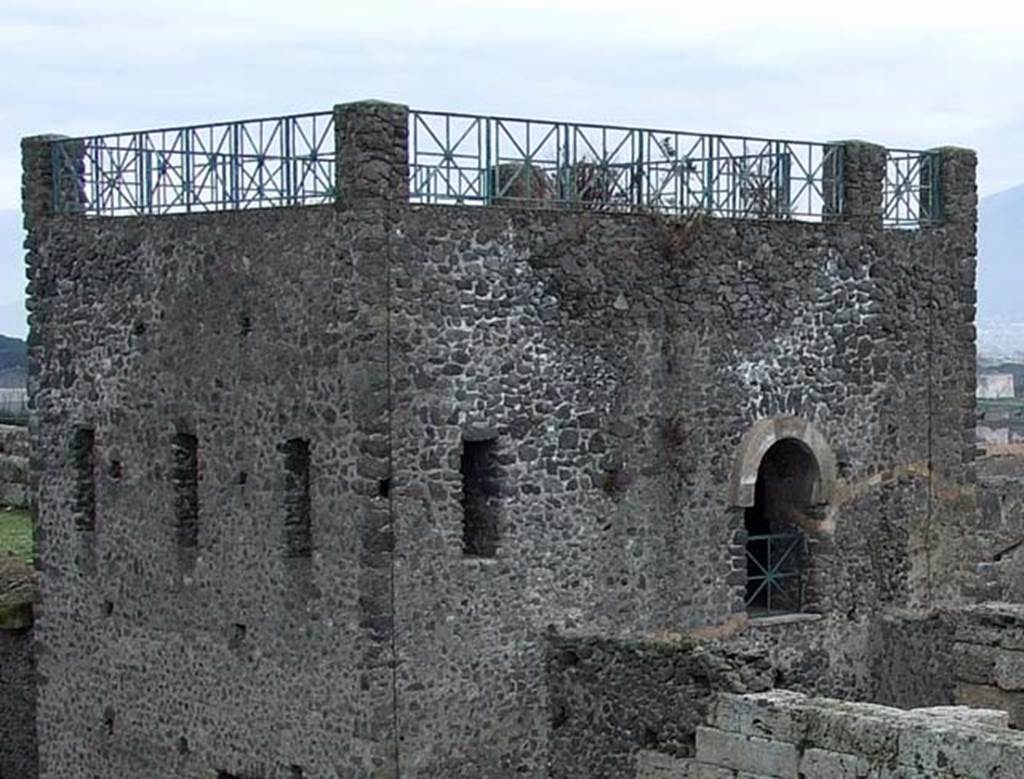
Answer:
[0,334,26,389]
[978,185,1024,359]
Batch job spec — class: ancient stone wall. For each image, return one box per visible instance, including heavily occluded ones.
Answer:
[972,454,1024,600]
[640,690,1024,779]
[22,208,396,779]
[952,603,1024,727]
[545,635,773,779]
[22,103,978,777]
[0,625,37,777]
[0,424,29,508]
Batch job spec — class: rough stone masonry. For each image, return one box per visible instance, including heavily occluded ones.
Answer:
[16,101,980,778]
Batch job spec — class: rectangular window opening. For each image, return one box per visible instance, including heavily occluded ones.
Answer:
[172,433,199,550]
[280,438,312,559]
[461,437,500,558]
[71,426,96,531]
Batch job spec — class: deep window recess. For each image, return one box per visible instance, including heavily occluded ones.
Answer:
[172,433,199,549]
[744,438,816,614]
[71,427,96,531]
[280,438,312,558]
[461,437,500,557]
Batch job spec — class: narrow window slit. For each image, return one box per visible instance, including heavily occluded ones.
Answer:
[280,438,312,559]
[461,437,500,558]
[71,426,96,531]
[172,433,199,550]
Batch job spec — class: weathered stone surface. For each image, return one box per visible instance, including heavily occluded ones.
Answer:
[799,747,871,778]
[695,727,798,778]
[547,635,772,778]
[994,649,1024,691]
[692,692,1024,779]
[0,625,37,778]
[956,682,1024,728]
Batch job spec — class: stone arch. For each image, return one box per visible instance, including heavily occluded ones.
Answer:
[728,416,837,509]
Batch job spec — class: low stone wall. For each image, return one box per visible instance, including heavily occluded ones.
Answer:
[970,454,1024,601]
[546,610,969,778]
[639,690,1024,778]
[953,602,1024,726]
[0,424,28,508]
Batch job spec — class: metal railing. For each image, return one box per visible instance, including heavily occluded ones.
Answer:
[745,531,805,613]
[409,110,844,221]
[47,106,943,228]
[52,112,336,216]
[884,149,941,228]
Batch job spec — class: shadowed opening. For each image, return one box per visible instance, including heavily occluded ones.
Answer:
[71,426,96,531]
[744,438,818,614]
[461,437,500,558]
[279,438,312,559]
[172,433,199,549]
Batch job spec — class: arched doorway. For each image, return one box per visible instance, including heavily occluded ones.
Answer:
[728,416,836,615]
[744,439,819,613]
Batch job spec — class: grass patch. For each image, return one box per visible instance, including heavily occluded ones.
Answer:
[979,398,1024,413]
[0,509,33,564]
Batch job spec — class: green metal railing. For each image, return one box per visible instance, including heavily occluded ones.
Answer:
[409,110,845,221]
[745,531,805,613]
[51,112,336,216]
[47,106,942,228]
[884,149,941,228]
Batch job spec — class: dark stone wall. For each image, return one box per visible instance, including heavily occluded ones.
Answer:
[868,609,958,709]
[383,200,975,775]
[25,207,396,778]
[544,635,771,779]
[23,143,977,776]
[0,626,37,777]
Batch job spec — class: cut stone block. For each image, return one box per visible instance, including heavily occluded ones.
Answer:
[897,721,1007,777]
[995,650,1024,692]
[695,726,798,778]
[635,752,735,778]
[710,691,806,743]
[798,747,871,778]
[952,641,998,685]
[955,603,1024,651]
[956,682,1024,728]
[910,705,1010,729]
[800,704,901,760]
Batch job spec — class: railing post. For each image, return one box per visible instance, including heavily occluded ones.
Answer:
[333,100,410,207]
[829,140,886,229]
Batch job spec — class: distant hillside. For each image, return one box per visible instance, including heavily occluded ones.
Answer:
[0,335,26,388]
[978,184,1024,359]
[979,184,1023,319]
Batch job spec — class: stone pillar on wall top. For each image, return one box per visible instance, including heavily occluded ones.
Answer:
[333,100,410,205]
[934,146,977,231]
[833,140,887,228]
[21,134,68,226]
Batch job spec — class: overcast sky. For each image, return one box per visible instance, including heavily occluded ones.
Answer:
[1,0,1023,337]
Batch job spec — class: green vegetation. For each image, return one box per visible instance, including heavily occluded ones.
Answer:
[0,509,33,564]
[979,397,1024,413]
